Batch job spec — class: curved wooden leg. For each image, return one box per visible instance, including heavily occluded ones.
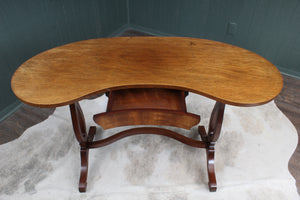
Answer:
[79,147,89,192]
[199,101,225,192]
[78,126,96,192]
[70,102,96,192]
[199,126,217,191]
[207,142,217,192]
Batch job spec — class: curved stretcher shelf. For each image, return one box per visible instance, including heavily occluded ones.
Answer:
[11,37,283,107]
[93,109,200,130]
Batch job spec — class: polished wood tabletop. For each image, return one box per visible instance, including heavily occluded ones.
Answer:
[11,36,283,107]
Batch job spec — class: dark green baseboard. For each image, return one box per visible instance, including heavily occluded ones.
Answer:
[108,24,130,37]
[276,66,300,80]
[129,24,175,36]
[0,100,22,122]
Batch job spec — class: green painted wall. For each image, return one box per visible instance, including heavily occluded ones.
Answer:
[0,0,128,120]
[129,0,300,78]
[1,0,300,121]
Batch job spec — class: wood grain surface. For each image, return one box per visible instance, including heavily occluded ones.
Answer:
[95,88,199,130]
[11,37,283,107]
[106,88,187,112]
[94,109,200,130]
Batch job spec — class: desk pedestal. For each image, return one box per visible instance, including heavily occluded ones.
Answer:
[69,89,225,192]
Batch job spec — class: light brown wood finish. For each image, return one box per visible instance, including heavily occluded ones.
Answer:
[94,109,200,130]
[95,88,200,130]
[106,88,187,112]
[11,37,282,108]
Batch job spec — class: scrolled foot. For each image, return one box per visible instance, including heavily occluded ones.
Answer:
[207,142,217,192]
[79,182,87,192]
[78,149,89,193]
[208,182,217,192]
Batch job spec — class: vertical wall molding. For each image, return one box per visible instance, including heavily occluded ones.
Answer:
[126,0,130,26]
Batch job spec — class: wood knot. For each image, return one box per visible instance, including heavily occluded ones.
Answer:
[190,41,196,46]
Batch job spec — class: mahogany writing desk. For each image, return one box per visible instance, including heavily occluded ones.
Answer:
[11,37,283,192]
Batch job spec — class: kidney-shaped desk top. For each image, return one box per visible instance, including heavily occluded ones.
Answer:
[11,36,282,108]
